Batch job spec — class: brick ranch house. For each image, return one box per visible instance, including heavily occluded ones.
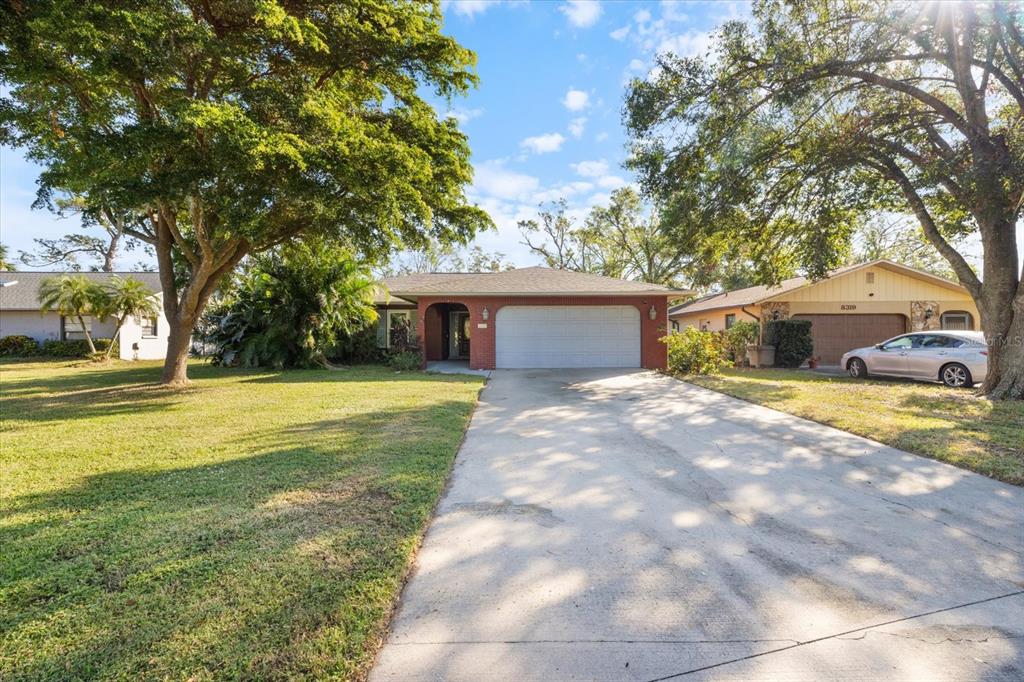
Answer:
[375,267,689,370]
[670,259,981,365]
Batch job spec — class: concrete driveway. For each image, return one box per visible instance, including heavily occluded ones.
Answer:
[371,369,1024,681]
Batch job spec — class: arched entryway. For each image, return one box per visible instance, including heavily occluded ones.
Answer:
[422,302,471,362]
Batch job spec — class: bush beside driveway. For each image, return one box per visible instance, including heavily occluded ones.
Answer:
[684,368,1023,485]
[0,360,483,681]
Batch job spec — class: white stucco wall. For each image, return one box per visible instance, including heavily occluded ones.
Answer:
[2,294,169,360]
[0,310,63,341]
[117,307,170,360]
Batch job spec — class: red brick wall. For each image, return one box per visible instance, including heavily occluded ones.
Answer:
[422,304,445,361]
[417,296,670,370]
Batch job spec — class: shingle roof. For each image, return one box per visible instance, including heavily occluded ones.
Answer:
[668,260,965,316]
[378,266,689,301]
[0,271,163,310]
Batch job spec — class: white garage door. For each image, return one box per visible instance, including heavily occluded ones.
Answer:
[495,305,641,368]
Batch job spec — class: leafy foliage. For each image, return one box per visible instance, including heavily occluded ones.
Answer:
[387,351,422,372]
[518,188,691,286]
[0,335,39,357]
[381,244,512,276]
[204,242,377,369]
[38,275,106,354]
[0,244,15,271]
[1,0,491,383]
[662,327,728,375]
[724,320,759,366]
[40,338,115,358]
[624,0,1024,396]
[766,320,814,369]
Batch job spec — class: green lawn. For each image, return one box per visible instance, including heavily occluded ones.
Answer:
[684,368,1024,485]
[0,360,484,681]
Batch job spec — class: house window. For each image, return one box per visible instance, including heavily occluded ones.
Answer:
[380,310,417,348]
[671,320,680,332]
[866,271,875,284]
[724,313,736,329]
[940,311,972,331]
[63,315,92,340]
[140,316,158,337]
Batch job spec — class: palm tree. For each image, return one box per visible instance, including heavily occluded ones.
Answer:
[96,277,160,360]
[0,244,15,271]
[38,274,105,354]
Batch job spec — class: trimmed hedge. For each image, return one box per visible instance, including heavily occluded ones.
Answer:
[765,319,814,368]
[0,335,40,357]
[39,338,117,358]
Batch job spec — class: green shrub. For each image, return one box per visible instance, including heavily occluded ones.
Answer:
[662,327,728,375]
[387,350,421,371]
[766,319,814,368]
[330,323,384,364]
[39,338,115,358]
[0,335,39,357]
[724,320,759,365]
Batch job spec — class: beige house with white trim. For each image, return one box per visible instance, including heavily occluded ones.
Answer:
[670,260,980,365]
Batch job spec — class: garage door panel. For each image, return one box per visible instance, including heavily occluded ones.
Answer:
[794,314,907,365]
[496,305,641,368]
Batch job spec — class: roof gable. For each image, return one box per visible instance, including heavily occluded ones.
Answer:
[670,260,968,316]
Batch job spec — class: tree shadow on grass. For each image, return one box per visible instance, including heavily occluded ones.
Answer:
[0,400,475,681]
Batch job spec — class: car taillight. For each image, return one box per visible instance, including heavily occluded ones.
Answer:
[980,350,988,356]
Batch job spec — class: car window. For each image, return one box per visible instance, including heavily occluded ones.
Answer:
[881,336,914,350]
[919,335,951,348]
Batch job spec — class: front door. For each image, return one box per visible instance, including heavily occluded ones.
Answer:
[448,311,470,359]
[870,335,914,375]
[457,312,471,358]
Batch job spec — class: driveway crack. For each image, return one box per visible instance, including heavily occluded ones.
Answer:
[643,589,1024,681]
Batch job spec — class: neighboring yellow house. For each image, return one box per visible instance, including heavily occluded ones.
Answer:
[669,260,981,364]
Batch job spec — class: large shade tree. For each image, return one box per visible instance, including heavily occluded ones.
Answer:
[626,0,1024,398]
[1,0,491,384]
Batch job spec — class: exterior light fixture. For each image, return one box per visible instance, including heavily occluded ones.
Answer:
[648,305,657,320]
[482,307,489,321]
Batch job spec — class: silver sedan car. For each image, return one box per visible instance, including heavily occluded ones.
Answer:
[841,331,988,388]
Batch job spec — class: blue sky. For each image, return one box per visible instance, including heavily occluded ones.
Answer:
[0,0,747,270]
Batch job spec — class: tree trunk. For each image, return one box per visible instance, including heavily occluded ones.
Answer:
[983,295,1024,400]
[78,315,97,354]
[161,315,193,385]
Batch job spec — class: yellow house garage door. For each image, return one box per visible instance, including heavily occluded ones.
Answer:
[495,305,641,368]
[794,314,907,365]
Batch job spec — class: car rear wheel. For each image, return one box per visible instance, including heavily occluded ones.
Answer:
[940,363,973,388]
[847,358,868,379]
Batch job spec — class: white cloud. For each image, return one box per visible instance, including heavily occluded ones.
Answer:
[597,175,627,189]
[520,132,566,154]
[568,117,587,139]
[534,181,595,203]
[628,58,645,71]
[595,132,609,142]
[660,0,688,22]
[610,25,630,40]
[560,0,602,28]
[634,8,652,23]
[472,160,540,200]
[657,30,712,59]
[443,0,501,18]
[571,158,610,177]
[586,192,613,207]
[447,107,484,124]
[562,88,590,111]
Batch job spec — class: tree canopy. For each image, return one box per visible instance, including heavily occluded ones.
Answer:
[1,0,491,383]
[625,0,1024,398]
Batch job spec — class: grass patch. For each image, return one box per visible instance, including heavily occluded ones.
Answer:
[0,360,484,680]
[684,368,1023,485]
